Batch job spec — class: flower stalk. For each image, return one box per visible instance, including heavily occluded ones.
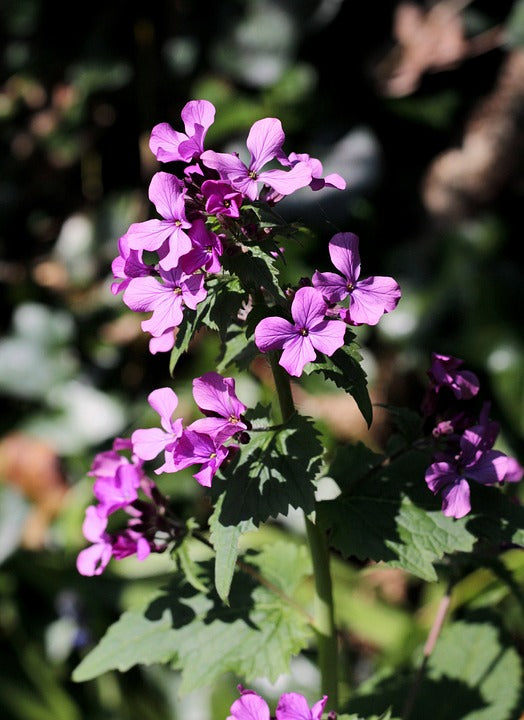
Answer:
[269,353,339,711]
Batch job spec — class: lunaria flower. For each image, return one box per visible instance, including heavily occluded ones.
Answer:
[427,353,480,400]
[227,686,327,720]
[254,286,346,377]
[149,99,216,163]
[312,232,401,326]
[125,172,192,271]
[162,429,231,487]
[188,371,248,443]
[201,117,312,201]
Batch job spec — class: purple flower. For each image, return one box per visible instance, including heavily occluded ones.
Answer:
[276,692,328,720]
[312,232,401,326]
[131,387,184,464]
[149,99,216,163]
[201,117,312,201]
[227,686,328,720]
[125,172,192,271]
[123,265,207,354]
[189,371,248,443]
[427,353,480,400]
[92,463,142,518]
[254,286,347,377]
[180,218,224,274]
[426,424,523,518]
[284,151,346,192]
[201,179,243,218]
[163,429,231,487]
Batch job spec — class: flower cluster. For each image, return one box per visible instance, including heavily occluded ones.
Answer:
[131,370,249,487]
[76,439,173,576]
[111,99,345,354]
[423,353,523,518]
[228,685,328,720]
[77,371,249,575]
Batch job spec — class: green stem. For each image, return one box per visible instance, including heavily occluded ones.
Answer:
[269,353,339,711]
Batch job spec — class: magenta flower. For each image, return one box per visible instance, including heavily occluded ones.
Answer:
[201,179,243,218]
[180,218,224,274]
[189,371,248,443]
[125,172,192,271]
[276,692,328,720]
[427,353,480,400]
[426,424,523,518]
[227,687,328,720]
[284,151,346,191]
[123,265,207,354]
[312,232,401,326]
[255,286,347,377]
[149,99,216,163]
[163,429,231,487]
[201,117,312,201]
[92,464,142,518]
[131,387,184,464]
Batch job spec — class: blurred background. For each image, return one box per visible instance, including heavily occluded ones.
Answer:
[1,1,523,718]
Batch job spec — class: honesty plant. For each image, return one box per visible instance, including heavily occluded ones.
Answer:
[74,100,524,720]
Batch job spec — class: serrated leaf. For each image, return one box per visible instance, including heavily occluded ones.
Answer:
[214,408,322,526]
[345,611,522,720]
[73,543,312,695]
[306,341,373,427]
[209,494,255,603]
[216,323,259,373]
[72,609,178,682]
[172,541,209,595]
[318,449,524,582]
[223,246,285,302]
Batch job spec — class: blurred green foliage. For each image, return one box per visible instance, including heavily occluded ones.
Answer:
[1,1,523,718]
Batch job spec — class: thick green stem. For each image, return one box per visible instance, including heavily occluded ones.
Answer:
[269,353,339,710]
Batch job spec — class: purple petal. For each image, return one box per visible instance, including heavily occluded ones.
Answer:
[148,387,179,432]
[246,117,285,171]
[280,334,316,376]
[131,426,179,461]
[181,99,216,137]
[228,691,271,720]
[328,232,361,282]
[344,276,401,326]
[76,542,112,576]
[309,318,346,357]
[425,462,458,494]
[200,150,247,178]
[82,506,108,543]
[149,122,187,163]
[291,286,327,328]
[276,692,327,720]
[192,372,247,419]
[255,316,296,352]
[312,270,349,303]
[157,227,193,271]
[257,162,312,197]
[149,330,175,354]
[125,219,175,253]
[466,450,513,486]
[148,172,187,222]
[441,478,471,518]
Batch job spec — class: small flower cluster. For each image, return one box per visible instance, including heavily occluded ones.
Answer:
[228,685,329,720]
[131,371,249,487]
[77,372,248,575]
[423,353,523,518]
[111,99,346,355]
[254,232,401,376]
[76,438,173,576]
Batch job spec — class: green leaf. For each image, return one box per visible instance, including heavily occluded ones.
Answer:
[72,608,179,682]
[73,543,312,695]
[213,407,322,526]
[209,494,255,603]
[222,245,285,303]
[306,339,373,427]
[318,448,524,582]
[345,610,523,720]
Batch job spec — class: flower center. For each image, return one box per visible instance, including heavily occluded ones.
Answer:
[173,286,182,295]
[248,170,258,180]
[346,281,354,292]
[299,327,309,337]
[228,414,239,424]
